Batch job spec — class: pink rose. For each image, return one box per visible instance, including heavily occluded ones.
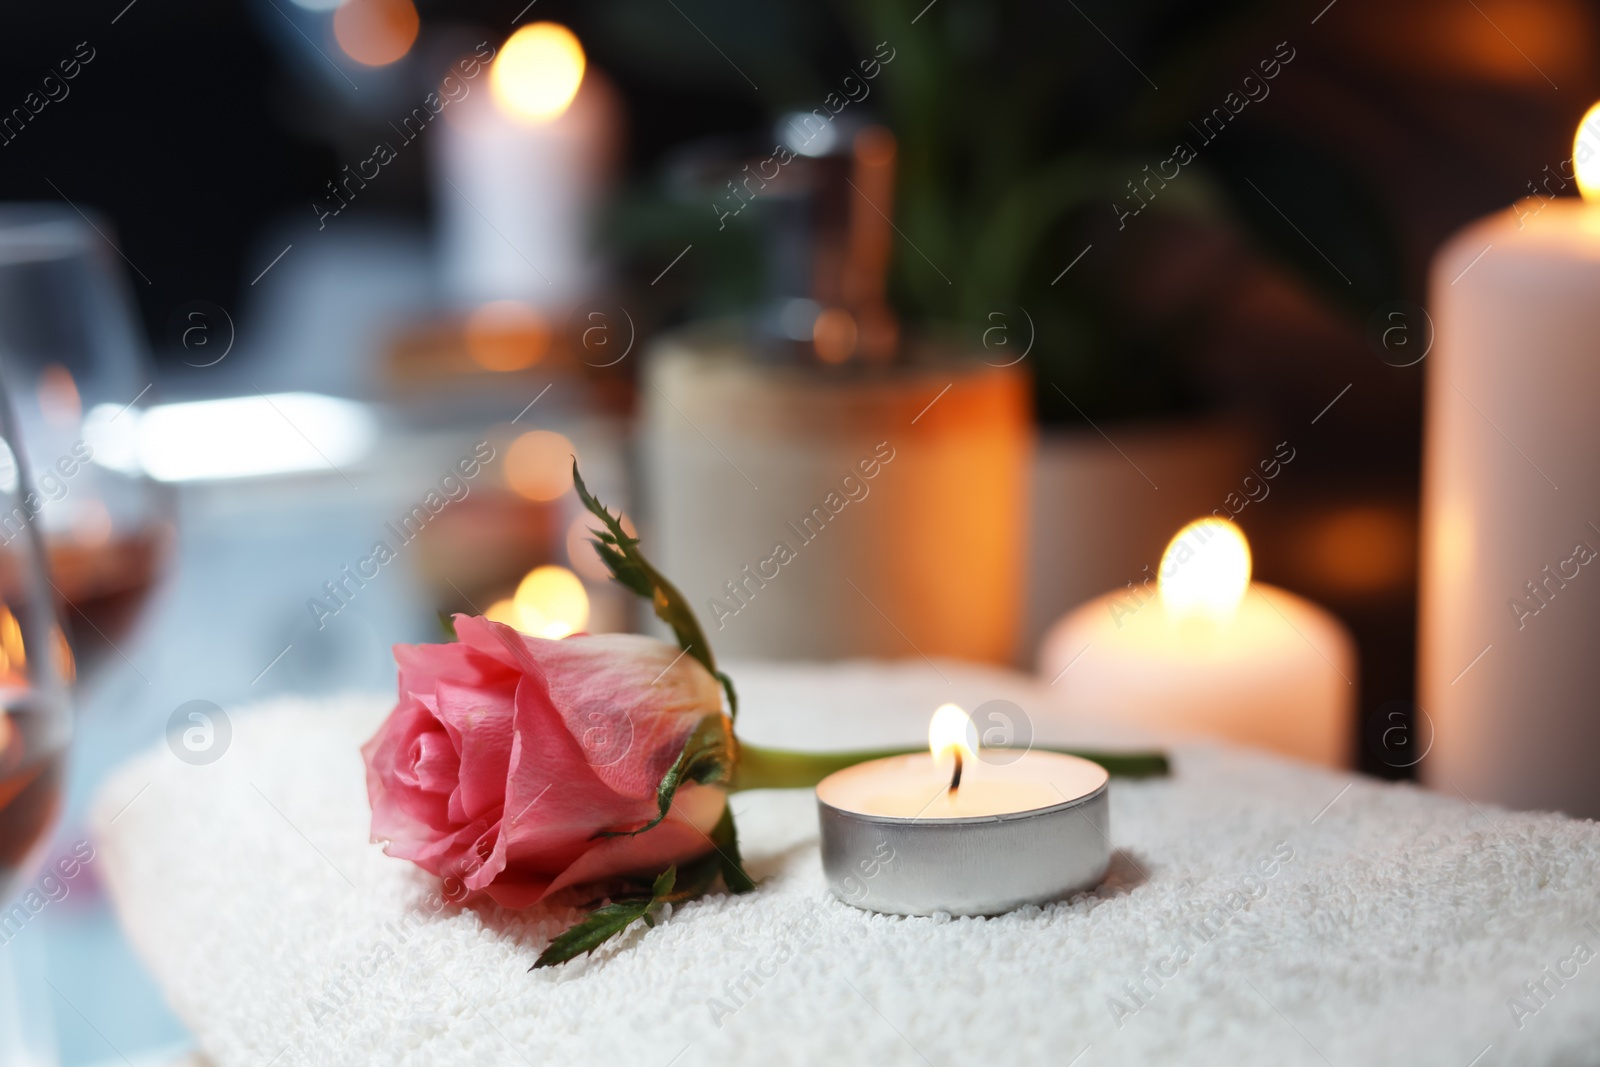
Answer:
[362,615,731,908]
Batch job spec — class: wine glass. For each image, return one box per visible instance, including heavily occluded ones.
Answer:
[0,359,74,905]
[0,205,171,684]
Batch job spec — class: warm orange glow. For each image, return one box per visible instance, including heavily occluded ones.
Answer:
[813,307,858,364]
[38,364,81,429]
[1307,507,1413,595]
[491,23,586,123]
[511,565,590,638]
[928,703,978,762]
[1576,102,1600,201]
[485,597,519,628]
[464,301,549,372]
[505,430,575,501]
[566,510,634,580]
[1159,518,1252,621]
[0,607,25,679]
[333,0,419,67]
[53,628,74,685]
[0,708,10,753]
[1433,1,1584,89]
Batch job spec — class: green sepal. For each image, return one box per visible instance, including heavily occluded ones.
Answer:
[708,799,755,894]
[532,867,678,969]
[570,460,739,720]
[595,714,733,840]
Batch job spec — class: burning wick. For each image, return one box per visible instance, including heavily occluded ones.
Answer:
[928,702,976,798]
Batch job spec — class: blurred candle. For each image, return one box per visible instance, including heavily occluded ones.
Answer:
[486,564,590,639]
[1419,104,1600,817]
[436,23,619,308]
[1040,518,1356,766]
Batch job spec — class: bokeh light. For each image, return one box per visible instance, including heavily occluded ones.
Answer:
[1306,506,1413,595]
[493,564,589,638]
[812,307,858,364]
[490,22,586,123]
[333,0,418,67]
[505,429,575,501]
[464,301,549,372]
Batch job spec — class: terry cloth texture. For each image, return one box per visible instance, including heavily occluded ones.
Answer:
[94,661,1600,1066]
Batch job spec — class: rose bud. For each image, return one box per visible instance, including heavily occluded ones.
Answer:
[362,615,733,907]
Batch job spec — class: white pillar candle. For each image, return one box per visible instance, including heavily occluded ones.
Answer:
[1039,518,1356,766]
[1418,105,1600,818]
[435,22,617,309]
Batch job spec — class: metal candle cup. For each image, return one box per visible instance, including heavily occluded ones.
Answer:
[816,750,1111,917]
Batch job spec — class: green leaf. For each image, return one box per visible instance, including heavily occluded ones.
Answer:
[708,800,756,894]
[662,850,725,902]
[531,812,758,968]
[532,864,684,969]
[571,460,739,719]
[532,899,654,969]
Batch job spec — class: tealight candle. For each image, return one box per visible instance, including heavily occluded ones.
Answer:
[1040,518,1356,766]
[816,705,1110,916]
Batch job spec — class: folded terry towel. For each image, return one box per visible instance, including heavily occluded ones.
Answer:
[93,662,1600,1066]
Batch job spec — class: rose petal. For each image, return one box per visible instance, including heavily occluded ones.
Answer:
[395,638,508,698]
[371,617,731,906]
[433,679,518,823]
[538,782,727,899]
[409,730,459,795]
[362,698,454,852]
[469,673,660,892]
[454,619,723,799]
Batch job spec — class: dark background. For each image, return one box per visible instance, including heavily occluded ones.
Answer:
[2,0,1596,776]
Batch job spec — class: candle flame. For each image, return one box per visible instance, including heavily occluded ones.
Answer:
[928,703,978,762]
[1158,517,1252,621]
[1576,103,1600,202]
[491,22,586,124]
[487,565,590,639]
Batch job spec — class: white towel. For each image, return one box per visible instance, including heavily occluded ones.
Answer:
[93,662,1600,1067]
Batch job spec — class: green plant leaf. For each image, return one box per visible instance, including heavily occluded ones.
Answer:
[571,460,740,719]
[533,866,679,969]
[566,458,753,921]
[708,799,756,894]
[531,900,652,969]
[663,849,725,902]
